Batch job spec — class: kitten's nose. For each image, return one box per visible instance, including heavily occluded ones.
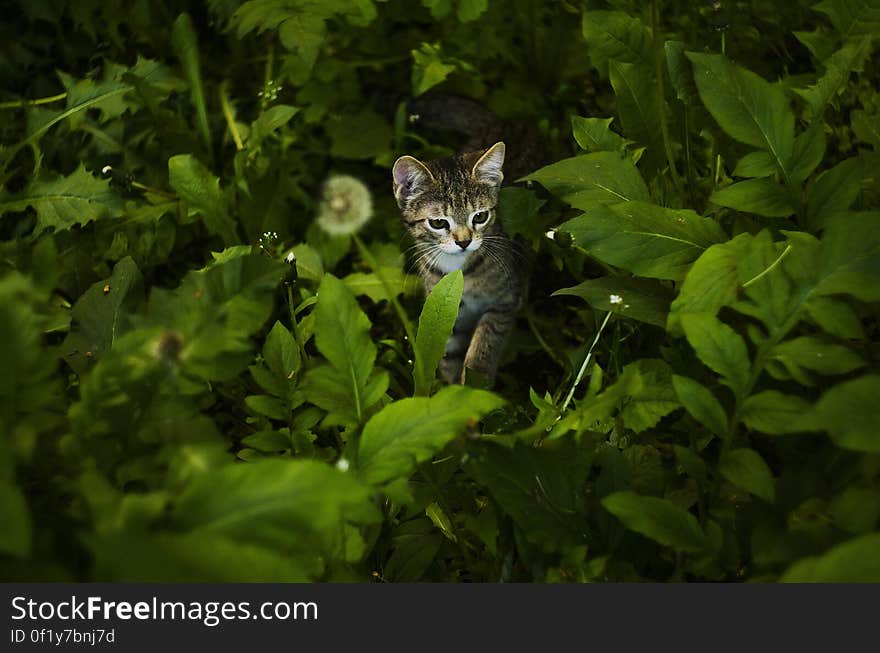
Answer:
[455,238,471,250]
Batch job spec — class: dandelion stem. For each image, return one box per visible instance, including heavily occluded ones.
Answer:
[560,311,613,414]
[741,245,792,289]
[0,92,67,110]
[219,82,244,151]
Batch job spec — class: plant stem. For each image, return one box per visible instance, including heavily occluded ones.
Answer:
[0,92,67,110]
[353,234,417,349]
[560,311,613,413]
[219,82,244,151]
[651,0,685,196]
[741,245,792,289]
[286,283,308,363]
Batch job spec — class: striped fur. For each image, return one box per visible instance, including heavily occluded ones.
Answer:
[393,142,523,385]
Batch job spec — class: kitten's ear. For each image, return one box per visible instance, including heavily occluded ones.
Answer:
[392,155,434,204]
[472,141,505,187]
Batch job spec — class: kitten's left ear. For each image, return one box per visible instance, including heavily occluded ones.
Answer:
[471,141,505,187]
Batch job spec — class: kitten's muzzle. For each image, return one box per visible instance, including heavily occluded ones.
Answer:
[455,238,472,250]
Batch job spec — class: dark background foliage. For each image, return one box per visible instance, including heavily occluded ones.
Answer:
[0,0,878,582]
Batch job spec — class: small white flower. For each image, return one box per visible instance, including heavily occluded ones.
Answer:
[336,458,350,472]
[545,230,556,240]
[609,294,623,305]
[285,251,296,264]
[101,165,113,175]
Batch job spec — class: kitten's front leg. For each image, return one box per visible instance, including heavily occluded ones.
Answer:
[461,308,515,385]
[439,324,469,384]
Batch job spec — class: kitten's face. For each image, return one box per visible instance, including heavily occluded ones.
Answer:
[392,142,505,272]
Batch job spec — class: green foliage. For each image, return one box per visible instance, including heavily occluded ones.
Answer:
[1,0,878,583]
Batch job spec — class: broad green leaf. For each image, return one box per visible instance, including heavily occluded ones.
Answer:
[343,267,417,303]
[680,313,750,398]
[719,448,775,502]
[789,125,827,183]
[303,274,382,425]
[571,116,631,154]
[248,104,299,147]
[806,158,864,231]
[733,151,777,178]
[602,491,710,553]
[664,40,697,102]
[609,60,665,172]
[174,459,380,554]
[171,13,211,150]
[263,320,301,384]
[800,375,880,451]
[672,375,728,436]
[382,518,443,581]
[673,445,707,484]
[687,52,795,181]
[413,270,463,396]
[782,533,880,582]
[805,295,865,339]
[771,336,864,378]
[495,187,548,241]
[466,439,592,549]
[813,0,880,37]
[411,43,456,96]
[710,179,796,217]
[523,151,650,211]
[794,37,873,122]
[815,211,880,302]
[62,257,144,373]
[358,385,504,486]
[88,532,310,582]
[456,0,488,21]
[830,488,880,535]
[168,154,237,245]
[740,391,813,435]
[554,275,673,327]
[581,10,652,74]
[0,164,123,236]
[0,482,31,557]
[292,243,323,282]
[560,201,726,281]
[669,232,754,329]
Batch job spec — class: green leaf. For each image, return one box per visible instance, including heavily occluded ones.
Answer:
[771,336,864,378]
[171,13,211,150]
[800,375,880,452]
[571,116,631,154]
[244,394,288,420]
[248,105,299,148]
[62,257,144,373]
[805,295,865,339]
[680,313,750,398]
[664,40,698,102]
[806,158,864,231]
[719,448,775,502]
[794,38,873,122]
[602,491,710,553]
[581,10,652,74]
[710,179,796,217]
[0,164,123,236]
[174,459,380,554]
[0,482,31,557]
[357,385,504,486]
[669,232,754,329]
[88,532,310,582]
[740,391,813,435]
[559,201,726,281]
[466,439,592,549]
[789,125,827,183]
[609,60,665,172]
[413,270,463,396]
[815,211,880,302]
[554,276,673,327]
[672,375,728,436]
[782,533,880,582]
[343,267,416,303]
[456,0,488,21]
[303,274,382,426]
[522,152,650,211]
[733,151,777,178]
[813,0,880,37]
[327,108,393,159]
[411,43,457,96]
[168,154,237,245]
[687,52,795,181]
[292,243,323,282]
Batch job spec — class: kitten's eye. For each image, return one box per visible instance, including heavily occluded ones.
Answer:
[472,210,489,225]
[427,218,449,230]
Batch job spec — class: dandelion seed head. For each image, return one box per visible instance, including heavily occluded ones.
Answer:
[316,175,373,236]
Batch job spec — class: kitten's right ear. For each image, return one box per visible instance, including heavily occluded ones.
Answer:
[392,155,433,205]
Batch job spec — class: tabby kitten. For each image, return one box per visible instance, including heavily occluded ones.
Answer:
[392,142,522,386]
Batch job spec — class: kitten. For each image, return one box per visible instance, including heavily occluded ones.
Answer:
[392,142,522,386]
